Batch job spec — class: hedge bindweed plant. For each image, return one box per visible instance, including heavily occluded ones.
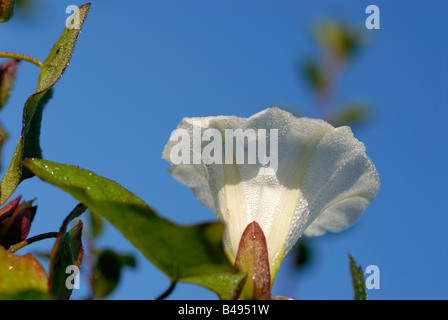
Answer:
[0,3,379,300]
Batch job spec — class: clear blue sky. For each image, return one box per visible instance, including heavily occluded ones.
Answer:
[1,0,447,299]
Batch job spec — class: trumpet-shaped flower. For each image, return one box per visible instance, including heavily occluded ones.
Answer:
[162,107,379,288]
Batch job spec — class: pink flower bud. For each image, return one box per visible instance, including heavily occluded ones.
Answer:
[0,196,37,248]
[0,59,19,109]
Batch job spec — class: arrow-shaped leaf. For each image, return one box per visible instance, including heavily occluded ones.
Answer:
[23,158,247,300]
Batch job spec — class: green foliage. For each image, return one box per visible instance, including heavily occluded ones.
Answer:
[349,254,367,300]
[23,158,247,300]
[0,246,48,295]
[331,102,370,128]
[49,222,84,300]
[0,4,91,206]
[0,89,51,205]
[0,5,378,301]
[302,60,327,93]
[0,289,52,300]
[0,4,93,300]
[298,19,372,129]
[36,4,90,92]
[49,204,87,300]
[87,210,138,299]
[314,20,365,61]
[93,249,136,299]
[1,1,245,300]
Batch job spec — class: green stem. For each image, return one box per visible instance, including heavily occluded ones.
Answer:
[7,232,59,254]
[0,52,43,68]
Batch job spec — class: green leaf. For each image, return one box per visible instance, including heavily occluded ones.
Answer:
[301,59,327,94]
[331,103,370,128]
[349,254,367,300]
[49,203,86,300]
[21,88,53,179]
[0,89,52,205]
[23,158,247,300]
[0,246,48,295]
[182,272,247,301]
[0,289,53,300]
[0,0,15,22]
[93,249,136,299]
[0,3,91,206]
[314,20,365,60]
[36,3,91,92]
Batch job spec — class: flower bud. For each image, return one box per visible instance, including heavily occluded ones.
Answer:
[0,0,16,23]
[0,58,19,109]
[0,196,37,248]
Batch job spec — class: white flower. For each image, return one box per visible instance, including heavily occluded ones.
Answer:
[162,107,379,281]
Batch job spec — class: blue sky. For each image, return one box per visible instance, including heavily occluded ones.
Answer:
[1,0,447,299]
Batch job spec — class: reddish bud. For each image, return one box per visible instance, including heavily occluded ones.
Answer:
[0,59,19,109]
[0,196,37,248]
[0,0,15,22]
[234,221,271,300]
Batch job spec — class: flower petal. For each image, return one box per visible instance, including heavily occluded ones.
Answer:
[162,107,380,269]
[167,164,215,211]
[277,124,380,256]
